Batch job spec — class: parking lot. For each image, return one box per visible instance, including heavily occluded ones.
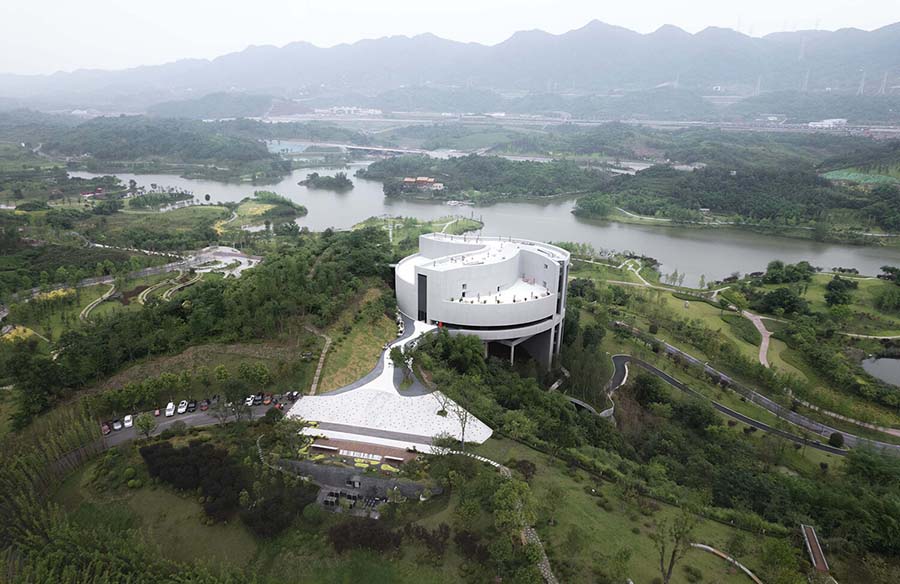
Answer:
[103,392,301,447]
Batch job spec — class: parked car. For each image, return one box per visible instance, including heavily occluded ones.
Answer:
[165,402,176,417]
[263,394,272,406]
[187,400,197,413]
[112,419,123,431]
[244,395,255,407]
[101,422,111,436]
[177,400,188,414]
[199,399,210,411]
[253,393,263,406]
[123,414,133,429]
[153,408,161,417]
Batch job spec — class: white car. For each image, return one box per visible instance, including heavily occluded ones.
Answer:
[244,395,255,407]
[165,402,176,417]
[123,414,133,428]
[177,400,188,414]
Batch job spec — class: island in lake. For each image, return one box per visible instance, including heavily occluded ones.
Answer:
[299,171,354,191]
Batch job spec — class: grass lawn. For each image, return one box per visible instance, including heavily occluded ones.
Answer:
[0,389,14,438]
[319,286,396,392]
[353,215,483,251]
[569,258,643,284]
[55,462,259,570]
[757,274,900,336]
[476,438,771,584]
[89,273,172,320]
[80,205,229,250]
[12,283,108,342]
[131,488,259,568]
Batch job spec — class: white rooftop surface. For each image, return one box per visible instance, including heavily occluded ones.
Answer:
[452,278,551,305]
[288,319,493,449]
[397,234,568,285]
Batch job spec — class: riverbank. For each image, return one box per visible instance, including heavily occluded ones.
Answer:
[590,207,900,248]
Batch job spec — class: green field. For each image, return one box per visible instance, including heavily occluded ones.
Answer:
[11,283,108,342]
[80,205,229,251]
[319,286,395,392]
[477,438,769,584]
[824,167,900,184]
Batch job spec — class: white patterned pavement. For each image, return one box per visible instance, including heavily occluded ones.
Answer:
[287,318,493,451]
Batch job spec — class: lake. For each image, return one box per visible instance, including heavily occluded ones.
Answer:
[863,358,900,387]
[70,166,900,286]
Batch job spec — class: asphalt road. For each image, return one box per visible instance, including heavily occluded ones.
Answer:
[609,354,848,456]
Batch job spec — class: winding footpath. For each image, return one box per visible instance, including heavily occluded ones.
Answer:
[450,451,558,584]
[608,354,850,455]
[79,283,116,322]
[304,324,333,396]
[741,310,772,368]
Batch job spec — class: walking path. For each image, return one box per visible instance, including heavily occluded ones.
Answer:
[612,322,900,453]
[450,451,558,584]
[608,353,849,455]
[161,273,202,301]
[79,283,116,322]
[690,544,763,584]
[741,310,772,367]
[304,324,332,396]
[137,271,182,305]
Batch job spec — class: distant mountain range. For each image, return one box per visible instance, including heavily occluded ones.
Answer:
[1,20,899,112]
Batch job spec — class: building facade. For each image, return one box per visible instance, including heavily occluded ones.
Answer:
[395,233,570,368]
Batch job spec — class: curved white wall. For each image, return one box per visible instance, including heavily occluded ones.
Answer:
[395,234,569,356]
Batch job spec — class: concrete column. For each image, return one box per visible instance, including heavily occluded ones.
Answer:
[510,344,515,365]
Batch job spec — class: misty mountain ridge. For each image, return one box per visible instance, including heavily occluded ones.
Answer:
[1,19,899,111]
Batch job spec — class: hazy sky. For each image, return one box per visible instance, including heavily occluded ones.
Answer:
[1,0,895,75]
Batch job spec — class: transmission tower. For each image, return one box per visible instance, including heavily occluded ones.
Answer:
[878,72,888,96]
[857,69,867,96]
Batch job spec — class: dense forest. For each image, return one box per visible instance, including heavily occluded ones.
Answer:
[359,154,609,202]
[0,227,393,427]
[574,164,900,230]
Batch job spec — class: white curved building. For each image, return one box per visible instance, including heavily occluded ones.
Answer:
[395,233,570,367]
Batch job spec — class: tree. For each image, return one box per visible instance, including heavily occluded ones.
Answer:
[491,479,536,535]
[650,511,699,584]
[214,365,230,384]
[829,431,845,448]
[134,412,157,438]
[389,346,409,381]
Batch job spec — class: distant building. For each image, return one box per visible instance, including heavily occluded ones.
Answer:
[808,118,848,129]
[402,177,441,192]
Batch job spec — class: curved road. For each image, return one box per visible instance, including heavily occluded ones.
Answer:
[608,354,849,456]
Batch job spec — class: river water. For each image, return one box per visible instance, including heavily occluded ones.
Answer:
[70,166,900,285]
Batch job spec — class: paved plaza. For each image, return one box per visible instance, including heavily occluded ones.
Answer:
[288,317,493,451]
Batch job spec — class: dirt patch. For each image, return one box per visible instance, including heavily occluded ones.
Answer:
[120,285,149,306]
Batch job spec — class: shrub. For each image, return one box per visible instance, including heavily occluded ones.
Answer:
[829,432,845,448]
[684,565,704,582]
[328,519,402,554]
[123,467,136,480]
[302,502,324,526]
